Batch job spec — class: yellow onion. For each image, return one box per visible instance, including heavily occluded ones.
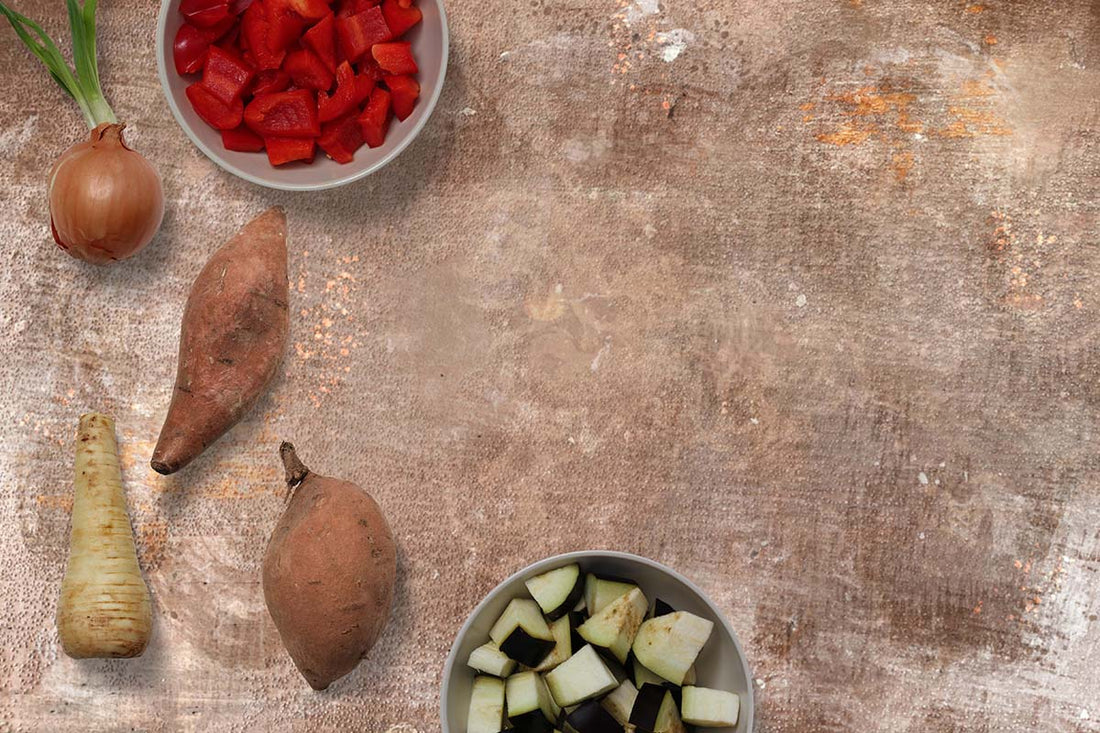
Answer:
[48,123,165,266]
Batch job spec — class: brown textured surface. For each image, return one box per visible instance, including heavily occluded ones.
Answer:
[2,0,1099,731]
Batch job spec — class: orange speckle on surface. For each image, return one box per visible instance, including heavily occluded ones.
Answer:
[959,79,995,97]
[661,100,671,111]
[973,601,983,614]
[36,494,73,512]
[891,151,914,182]
[1014,559,1023,569]
[817,124,873,146]
[802,114,814,123]
[984,34,997,45]
[965,3,985,12]
[799,102,815,111]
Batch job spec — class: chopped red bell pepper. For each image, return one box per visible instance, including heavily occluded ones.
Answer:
[229,0,254,14]
[241,0,286,69]
[318,113,365,163]
[245,88,321,137]
[173,18,236,74]
[187,82,245,129]
[265,2,307,54]
[371,41,416,74]
[268,0,330,21]
[201,46,255,104]
[336,6,392,62]
[221,125,266,151]
[318,61,374,122]
[380,0,420,37]
[283,48,335,90]
[181,0,232,28]
[336,0,379,19]
[265,136,316,165]
[357,85,391,147]
[302,12,337,72]
[382,74,418,120]
[250,68,291,95]
[356,54,384,82]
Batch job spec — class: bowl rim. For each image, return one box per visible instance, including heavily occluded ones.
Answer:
[439,550,755,732]
[154,0,449,191]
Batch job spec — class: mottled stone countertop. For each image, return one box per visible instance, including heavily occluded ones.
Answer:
[2,0,1098,730]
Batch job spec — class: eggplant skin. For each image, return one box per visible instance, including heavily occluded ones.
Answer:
[500,627,556,667]
[566,701,622,733]
[262,467,396,690]
[546,574,585,621]
[629,683,668,733]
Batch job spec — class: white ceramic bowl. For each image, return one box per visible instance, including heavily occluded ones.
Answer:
[441,551,754,732]
[155,0,448,190]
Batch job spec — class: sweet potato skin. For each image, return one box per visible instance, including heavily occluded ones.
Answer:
[151,207,289,475]
[263,448,396,690]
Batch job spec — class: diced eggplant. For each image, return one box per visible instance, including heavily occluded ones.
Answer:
[632,611,713,685]
[568,611,586,653]
[507,670,558,723]
[467,642,516,678]
[633,657,666,689]
[543,673,562,721]
[510,711,555,733]
[468,676,505,733]
[533,615,573,672]
[594,647,628,684]
[526,564,584,621]
[501,626,557,668]
[490,599,554,645]
[577,586,648,663]
[544,645,618,707]
[564,700,623,733]
[600,679,638,725]
[583,574,637,616]
[681,686,740,728]
[629,683,685,733]
[653,598,675,618]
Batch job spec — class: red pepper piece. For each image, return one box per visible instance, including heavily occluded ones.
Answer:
[268,0,330,21]
[216,23,242,51]
[283,48,335,91]
[221,125,266,151]
[186,82,245,129]
[371,41,416,74]
[245,89,321,137]
[173,17,236,75]
[318,113,365,163]
[356,54,384,84]
[336,6,392,62]
[241,0,286,69]
[230,0,254,14]
[302,12,337,72]
[251,68,291,95]
[336,0,379,18]
[318,61,374,122]
[357,86,391,147]
[397,0,411,7]
[201,46,255,105]
[264,136,316,165]
[382,74,418,120]
[265,2,307,54]
[380,0,420,37]
[180,0,232,28]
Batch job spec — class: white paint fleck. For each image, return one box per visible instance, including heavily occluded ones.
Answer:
[623,0,659,25]
[749,417,759,425]
[795,293,807,308]
[0,115,38,154]
[918,472,929,485]
[499,51,511,60]
[939,461,946,467]
[643,223,657,238]
[655,29,696,63]
[458,107,477,116]
[1081,709,1090,720]
[918,532,926,540]
[590,338,611,372]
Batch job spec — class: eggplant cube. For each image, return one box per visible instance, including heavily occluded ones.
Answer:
[525,564,584,620]
[507,671,558,728]
[583,574,637,615]
[501,626,557,668]
[467,642,516,678]
[631,611,713,686]
[490,599,554,646]
[565,700,623,733]
[600,679,638,725]
[629,683,685,733]
[681,687,740,728]
[533,615,573,672]
[577,586,648,663]
[468,676,505,733]
[544,645,619,707]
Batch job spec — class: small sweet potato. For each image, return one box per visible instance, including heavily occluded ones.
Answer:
[263,442,397,690]
[151,207,289,475]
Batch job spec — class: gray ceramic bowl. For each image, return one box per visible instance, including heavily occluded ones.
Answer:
[155,0,448,190]
[441,551,754,733]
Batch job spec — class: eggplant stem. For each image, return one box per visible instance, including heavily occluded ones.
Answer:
[279,442,309,499]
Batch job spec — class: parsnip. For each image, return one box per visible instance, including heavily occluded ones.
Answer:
[57,413,153,659]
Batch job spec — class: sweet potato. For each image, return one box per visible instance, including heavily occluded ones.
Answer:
[263,442,396,690]
[151,207,289,475]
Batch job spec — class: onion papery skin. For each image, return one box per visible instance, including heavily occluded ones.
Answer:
[48,123,165,266]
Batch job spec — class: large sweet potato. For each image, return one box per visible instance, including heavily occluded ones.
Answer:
[263,442,397,690]
[151,207,289,475]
